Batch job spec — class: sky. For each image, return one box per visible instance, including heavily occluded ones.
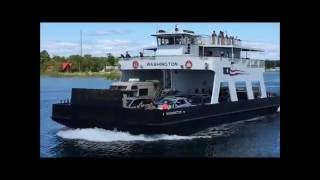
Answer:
[40,23,280,60]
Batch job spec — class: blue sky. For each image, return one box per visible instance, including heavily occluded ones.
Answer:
[40,23,280,59]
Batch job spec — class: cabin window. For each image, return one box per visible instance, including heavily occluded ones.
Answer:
[183,36,195,45]
[167,37,174,45]
[139,88,148,96]
[157,37,165,45]
[175,36,182,45]
[235,81,248,101]
[157,36,186,45]
[252,81,262,98]
[157,37,175,45]
[190,38,195,44]
[218,82,231,103]
[185,37,189,44]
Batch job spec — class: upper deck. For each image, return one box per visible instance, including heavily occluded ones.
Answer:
[119,26,266,71]
[150,27,263,52]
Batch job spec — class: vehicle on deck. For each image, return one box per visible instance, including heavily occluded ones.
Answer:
[175,94,212,105]
[110,79,161,98]
[156,97,193,109]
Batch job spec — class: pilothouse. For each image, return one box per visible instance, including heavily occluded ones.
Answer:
[52,25,280,135]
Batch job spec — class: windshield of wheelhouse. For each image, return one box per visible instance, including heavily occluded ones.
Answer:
[157,35,195,46]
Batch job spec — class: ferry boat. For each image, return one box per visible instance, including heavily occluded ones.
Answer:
[52,25,280,135]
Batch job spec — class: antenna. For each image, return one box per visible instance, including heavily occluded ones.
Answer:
[80,30,83,56]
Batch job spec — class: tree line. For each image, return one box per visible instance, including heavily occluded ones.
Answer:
[40,50,119,72]
[265,60,280,69]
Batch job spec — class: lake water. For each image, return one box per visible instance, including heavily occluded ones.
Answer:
[40,72,280,158]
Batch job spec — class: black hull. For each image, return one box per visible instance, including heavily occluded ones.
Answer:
[52,96,280,136]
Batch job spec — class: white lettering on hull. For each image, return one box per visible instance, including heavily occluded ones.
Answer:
[166,110,186,115]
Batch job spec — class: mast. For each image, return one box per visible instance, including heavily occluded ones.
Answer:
[79,30,82,72]
[80,30,83,56]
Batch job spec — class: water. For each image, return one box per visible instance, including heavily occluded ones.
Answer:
[40,72,280,158]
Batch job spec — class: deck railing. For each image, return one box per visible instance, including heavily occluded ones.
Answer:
[197,36,242,46]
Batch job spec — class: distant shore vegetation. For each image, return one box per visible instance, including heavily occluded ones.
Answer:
[265,60,280,69]
[41,71,121,79]
[40,50,121,79]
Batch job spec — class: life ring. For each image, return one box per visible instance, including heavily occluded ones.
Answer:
[132,60,139,69]
[185,60,192,69]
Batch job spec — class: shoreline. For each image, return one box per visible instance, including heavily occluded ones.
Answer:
[40,71,121,79]
[265,69,280,72]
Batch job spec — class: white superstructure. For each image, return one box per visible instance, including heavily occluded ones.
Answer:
[117,26,267,104]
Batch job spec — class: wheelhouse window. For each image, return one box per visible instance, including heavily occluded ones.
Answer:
[235,81,248,101]
[175,36,182,45]
[157,37,174,45]
[157,36,193,45]
[252,81,262,98]
[184,36,195,45]
[219,82,231,103]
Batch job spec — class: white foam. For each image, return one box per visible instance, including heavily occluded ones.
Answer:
[56,127,209,142]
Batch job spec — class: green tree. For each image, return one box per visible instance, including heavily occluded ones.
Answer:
[52,55,66,62]
[265,60,280,69]
[106,54,118,66]
[91,58,103,72]
[41,52,121,73]
[69,55,84,72]
[40,50,50,65]
[84,54,92,59]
